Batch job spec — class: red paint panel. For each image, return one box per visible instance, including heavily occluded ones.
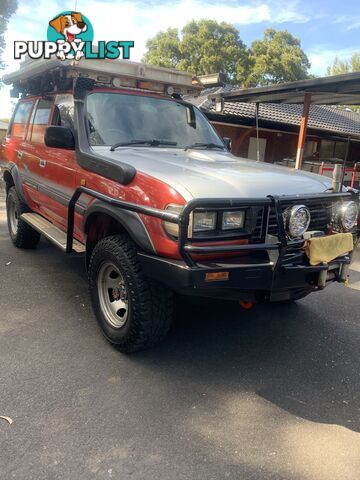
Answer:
[75,168,186,253]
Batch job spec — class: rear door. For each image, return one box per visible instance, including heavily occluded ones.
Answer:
[21,98,52,209]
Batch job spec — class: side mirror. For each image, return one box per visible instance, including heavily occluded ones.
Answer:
[44,126,75,149]
[223,137,232,151]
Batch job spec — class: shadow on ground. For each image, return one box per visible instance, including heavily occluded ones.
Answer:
[136,293,360,432]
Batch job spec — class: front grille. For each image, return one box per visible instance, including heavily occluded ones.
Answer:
[252,200,334,242]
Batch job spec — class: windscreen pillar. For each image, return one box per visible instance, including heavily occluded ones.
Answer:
[295,93,312,170]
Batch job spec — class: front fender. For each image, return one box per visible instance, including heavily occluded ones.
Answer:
[83,200,156,255]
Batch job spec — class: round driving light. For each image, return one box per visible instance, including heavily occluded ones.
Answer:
[333,201,359,231]
[283,205,311,239]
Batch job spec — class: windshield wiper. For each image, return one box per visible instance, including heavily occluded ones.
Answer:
[184,142,225,151]
[110,139,177,151]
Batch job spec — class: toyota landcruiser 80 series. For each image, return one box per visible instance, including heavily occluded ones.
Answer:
[1,58,359,352]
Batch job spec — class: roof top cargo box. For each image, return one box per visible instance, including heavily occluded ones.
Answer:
[2,55,203,97]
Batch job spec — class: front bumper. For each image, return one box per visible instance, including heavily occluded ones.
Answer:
[138,191,358,302]
[138,249,353,302]
[65,187,358,301]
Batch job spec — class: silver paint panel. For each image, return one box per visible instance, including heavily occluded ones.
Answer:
[93,147,334,200]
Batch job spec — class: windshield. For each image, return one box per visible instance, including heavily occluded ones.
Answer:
[86,92,225,149]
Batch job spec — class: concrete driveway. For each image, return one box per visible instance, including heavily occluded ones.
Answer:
[0,192,360,480]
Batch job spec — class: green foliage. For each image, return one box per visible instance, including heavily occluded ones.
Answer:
[0,0,18,70]
[178,20,249,84]
[143,19,250,85]
[352,53,360,72]
[143,22,310,87]
[143,28,181,69]
[326,53,360,111]
[326,53,360,76]
[246,28,310,86]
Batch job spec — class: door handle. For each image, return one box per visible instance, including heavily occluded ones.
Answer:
[39,159,46,168]
[17,150,23,160]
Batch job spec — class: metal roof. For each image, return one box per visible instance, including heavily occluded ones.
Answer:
[209,72,360,105]
[187,86,360,138]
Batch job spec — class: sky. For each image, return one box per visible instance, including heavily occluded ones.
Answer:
[1,0,360,118]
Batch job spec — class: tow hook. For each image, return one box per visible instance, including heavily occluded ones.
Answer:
[318,262,350,289]
[239,300,253,310]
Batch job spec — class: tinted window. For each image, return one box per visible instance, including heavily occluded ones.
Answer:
[28,99,53,143]
[334,141,347,161]
[86,92,223,149]
[10,101,33,139]
[319,140,335,159]
[319,140,348,163]
[33,100,52,125]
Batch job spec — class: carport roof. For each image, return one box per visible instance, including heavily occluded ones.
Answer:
[188,86,360,138]
[208,72,360,105]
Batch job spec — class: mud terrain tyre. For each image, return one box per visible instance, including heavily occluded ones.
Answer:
[6,187,41,249]
[88,234,173,353]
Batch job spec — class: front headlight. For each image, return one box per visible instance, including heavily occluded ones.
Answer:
[283,205,311,239]
[193,211,217,232]
[163,206,217,237]
[332,201,359,231]
[163,206,246,238]
[222,210,245,230]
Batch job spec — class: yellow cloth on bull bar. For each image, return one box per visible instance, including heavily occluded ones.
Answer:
[304,232,354,266]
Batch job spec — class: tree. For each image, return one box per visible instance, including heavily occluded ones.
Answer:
[0,0,18,71]
[326,53,360,111]
[142,28,181,69]
[143,19,250,85]
[326,53,360,76]
[246,28,310,86]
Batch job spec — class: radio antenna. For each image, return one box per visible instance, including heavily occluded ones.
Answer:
[255,102,260,162]
[74,0,78,11]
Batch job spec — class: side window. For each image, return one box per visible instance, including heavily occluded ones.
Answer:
[52,94,75,131]
[9,101,33,139]
[28,98,54,143]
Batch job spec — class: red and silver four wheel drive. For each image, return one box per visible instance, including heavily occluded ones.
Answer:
[1,58,359,352]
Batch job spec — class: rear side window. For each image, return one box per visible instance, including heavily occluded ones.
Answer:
[10,101,33,139]
[28,98,54,143]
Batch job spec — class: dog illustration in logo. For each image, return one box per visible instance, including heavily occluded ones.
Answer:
[49,12,87,61]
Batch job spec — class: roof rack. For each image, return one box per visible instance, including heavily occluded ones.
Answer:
[2,56,203,98]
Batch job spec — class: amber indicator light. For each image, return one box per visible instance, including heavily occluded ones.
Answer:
[205,271,229,282]
[137,81,154,90]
